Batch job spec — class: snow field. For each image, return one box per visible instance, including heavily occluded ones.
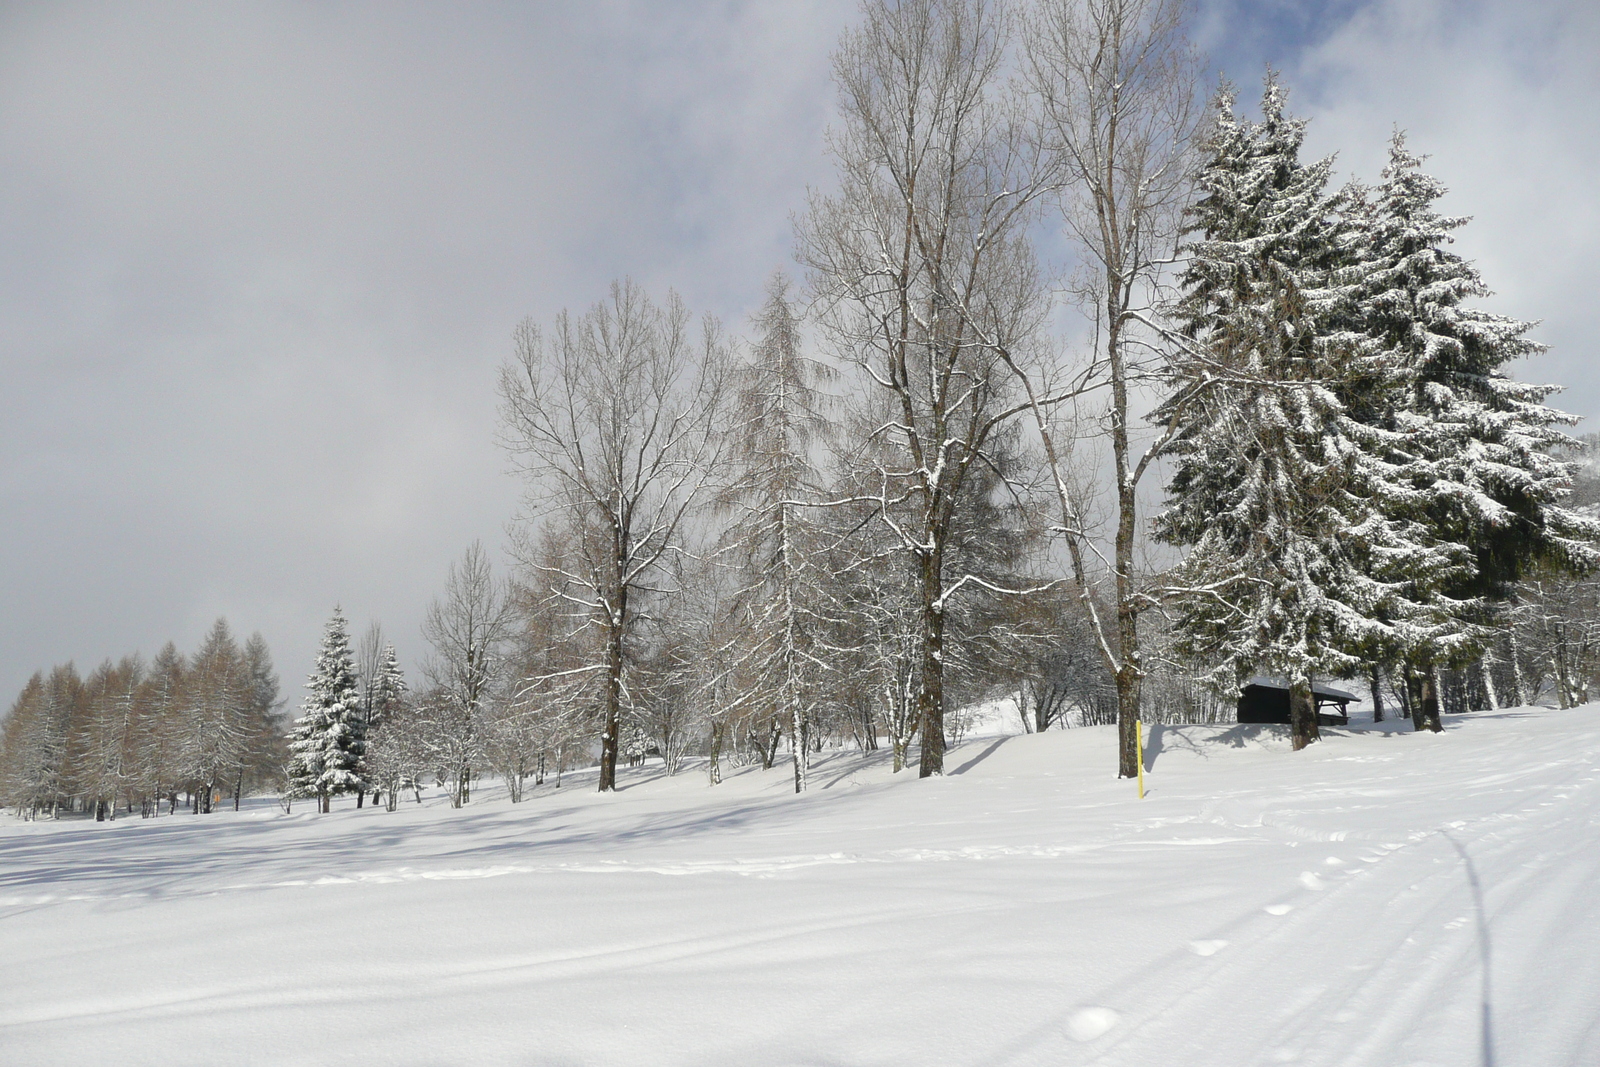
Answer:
[3,707,1599,1066]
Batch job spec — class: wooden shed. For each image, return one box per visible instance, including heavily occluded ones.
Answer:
[1237,677,1358,726]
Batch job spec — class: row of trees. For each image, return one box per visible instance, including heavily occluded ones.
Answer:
[285,579,553,814]
[0,620,282,819]
[485,0,1593,792]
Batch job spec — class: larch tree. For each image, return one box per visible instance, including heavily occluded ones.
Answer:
[76,656,142,820]
[182,618,250,814]
[352,620,386,807]
[134,642,185,815]
[0,672,55,818]
[505,521,603,792]
[498,279,730,792]
[720,273,838,792]
[238,632,285,809]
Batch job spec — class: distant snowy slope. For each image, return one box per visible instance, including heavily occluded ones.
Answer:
[2,708,1598,1066]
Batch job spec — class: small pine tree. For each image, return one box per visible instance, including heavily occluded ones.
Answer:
[287,609,366,813]
[367,643,407,733]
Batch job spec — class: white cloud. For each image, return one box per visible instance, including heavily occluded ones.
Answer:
[1287,0,1600,420]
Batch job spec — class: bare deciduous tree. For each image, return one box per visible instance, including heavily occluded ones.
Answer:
[1017,0,1201,776]
[799,0,1050,778]
[498,279,730,792]
[421,541,514,806]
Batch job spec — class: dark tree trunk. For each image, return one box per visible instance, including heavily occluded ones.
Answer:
[917,549,947,778]
[1289,675,1320,751]
[1370,665,1385,723]
[1411,666,1444,733]
[598,616,624,793]
[1116,664,1143,776]
[761,720,782,770]
[707,722,724,785]
[1108,286,1146,780]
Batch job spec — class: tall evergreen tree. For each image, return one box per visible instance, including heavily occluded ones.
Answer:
[288,609,366,813]
[1348,133,1600,726]
[1157,77,1451,749]
[183,618,248,814]
[362,643,416,810]
[239,632,284,809]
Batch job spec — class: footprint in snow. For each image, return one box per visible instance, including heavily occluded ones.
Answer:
[1265,904,1294,915]
[1065,1007,1119,1042]
[1189,939,1229,957]
[1299,871,1326,890]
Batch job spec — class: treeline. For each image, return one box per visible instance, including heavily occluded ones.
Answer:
[476,0,1598,792]
[0,620,283,820]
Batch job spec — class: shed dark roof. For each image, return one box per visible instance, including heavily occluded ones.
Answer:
[1242,676,1359,703]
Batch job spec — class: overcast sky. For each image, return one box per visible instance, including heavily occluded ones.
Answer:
[2,0,1595,704]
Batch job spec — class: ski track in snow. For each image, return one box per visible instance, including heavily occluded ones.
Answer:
[2,708,1599,1066]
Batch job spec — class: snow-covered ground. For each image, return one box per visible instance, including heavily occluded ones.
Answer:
[4,706,1599,1066]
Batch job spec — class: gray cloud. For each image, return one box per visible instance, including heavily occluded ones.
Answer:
[0,1,852,697]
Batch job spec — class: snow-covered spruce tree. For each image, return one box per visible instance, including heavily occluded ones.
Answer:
[1346,133,1600,727]
[367,643,406,734]
[1157,78,1457,750]
[363,650,428,812]
[288,609,366,813]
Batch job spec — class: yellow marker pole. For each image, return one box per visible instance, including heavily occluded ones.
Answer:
[1136,719,1145,799]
